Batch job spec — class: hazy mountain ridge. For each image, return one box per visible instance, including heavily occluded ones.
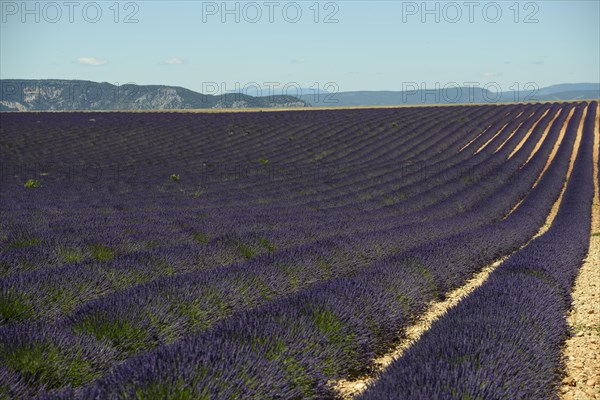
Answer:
[0,79,309,111]
[300,84,600,107]
[1,80,598,111]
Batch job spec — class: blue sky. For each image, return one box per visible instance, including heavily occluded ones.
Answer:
[1,0,599,94]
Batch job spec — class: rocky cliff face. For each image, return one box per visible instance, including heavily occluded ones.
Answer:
[0,80,310,111]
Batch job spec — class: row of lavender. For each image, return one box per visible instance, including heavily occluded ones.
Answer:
[1,102,583,398]
[0,104,502,277]
[0,103,553,340]
[2,105,494,292]
[1,104,508,240]
[0,102,582,397]
[1,107,466,195]
[0,103,548,396]
[359,101,597,400]
[3,103,533,227]
[26,101,585,398]
[0,104,540,322]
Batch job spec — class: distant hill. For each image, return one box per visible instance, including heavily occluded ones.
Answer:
[0,79,309,111]
[226,86,329,98]
[1,80,597,111]
[534,83,600,96]
[299,83,600,107]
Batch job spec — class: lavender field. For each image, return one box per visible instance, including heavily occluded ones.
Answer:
[0,101,597,399]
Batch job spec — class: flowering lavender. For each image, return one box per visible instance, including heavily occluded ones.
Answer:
[359,101,597,400]
[0,102,592,398]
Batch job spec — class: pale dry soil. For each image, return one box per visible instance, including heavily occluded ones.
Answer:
[474,110,530,154]
[501,109,550,157]
[505,107,571,216]
[516,108,562,162]
[334,103,586,399]
[559,104,600,400]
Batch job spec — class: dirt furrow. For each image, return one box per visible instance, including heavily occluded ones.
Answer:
[334,104,585,399]
[501,109,550,156]
[474,110,531,154]
[560,103,600,400]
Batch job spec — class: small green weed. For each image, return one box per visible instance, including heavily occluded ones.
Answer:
[24,179,40,188]
[8,238,39,248]
[193,232,210,244]
[89,243,115,262]
[238,243,257,260]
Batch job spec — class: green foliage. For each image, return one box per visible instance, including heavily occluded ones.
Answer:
[391,122,398,127]
[170,174,180,182]
[134,379,208,400]
[24,179,40,188]
[176,301,211,332]
[276,263,301,290]
[0,290,33,322]
[418,265,439,299]
[238,243,257,260]
[8,237,39,248]
[316,257,332,279]
[313,308,344,336]
[45,286,81,315]
[312,307,358,376]
[176,291,230,332]
[192,232,210,244]
[396,293,412,313]
[157,259,176,276]
[102,268,155,290]
[383,196,395,205]
[258,158,269,165]
[89,243,115,261]
[259,337,314,396]
[259,238,276,252]
[0,342,99,389]
[74,318,156,354]
[58,247,83,263]
[253,278,274,300]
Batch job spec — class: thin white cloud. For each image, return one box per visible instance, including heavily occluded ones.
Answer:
[291,58,306,64]
[76,57,107,66]
[164,57,185,65]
